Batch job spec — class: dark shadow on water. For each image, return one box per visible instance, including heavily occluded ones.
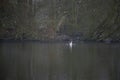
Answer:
[0,43,7,80]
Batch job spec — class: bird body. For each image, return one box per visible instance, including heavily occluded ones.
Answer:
[69,41,73,48]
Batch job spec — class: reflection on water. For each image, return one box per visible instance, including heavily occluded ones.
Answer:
[0,42,120,80]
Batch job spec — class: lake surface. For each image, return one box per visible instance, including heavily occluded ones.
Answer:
[0,42,120,80]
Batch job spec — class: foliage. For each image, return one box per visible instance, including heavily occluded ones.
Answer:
[0,0,120,41]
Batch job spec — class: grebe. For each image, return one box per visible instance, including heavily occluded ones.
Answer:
[69,41,73,48]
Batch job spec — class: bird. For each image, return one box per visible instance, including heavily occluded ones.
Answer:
[69,41,73,48]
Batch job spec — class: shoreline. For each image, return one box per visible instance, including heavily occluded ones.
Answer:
[0,39,120,44]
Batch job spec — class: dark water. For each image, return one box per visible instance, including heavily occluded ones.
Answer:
[0,42,120,80]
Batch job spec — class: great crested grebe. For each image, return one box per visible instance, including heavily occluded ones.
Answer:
[69,41,73,48]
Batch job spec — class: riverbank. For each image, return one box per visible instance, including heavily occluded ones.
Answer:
[0,39,120,44]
